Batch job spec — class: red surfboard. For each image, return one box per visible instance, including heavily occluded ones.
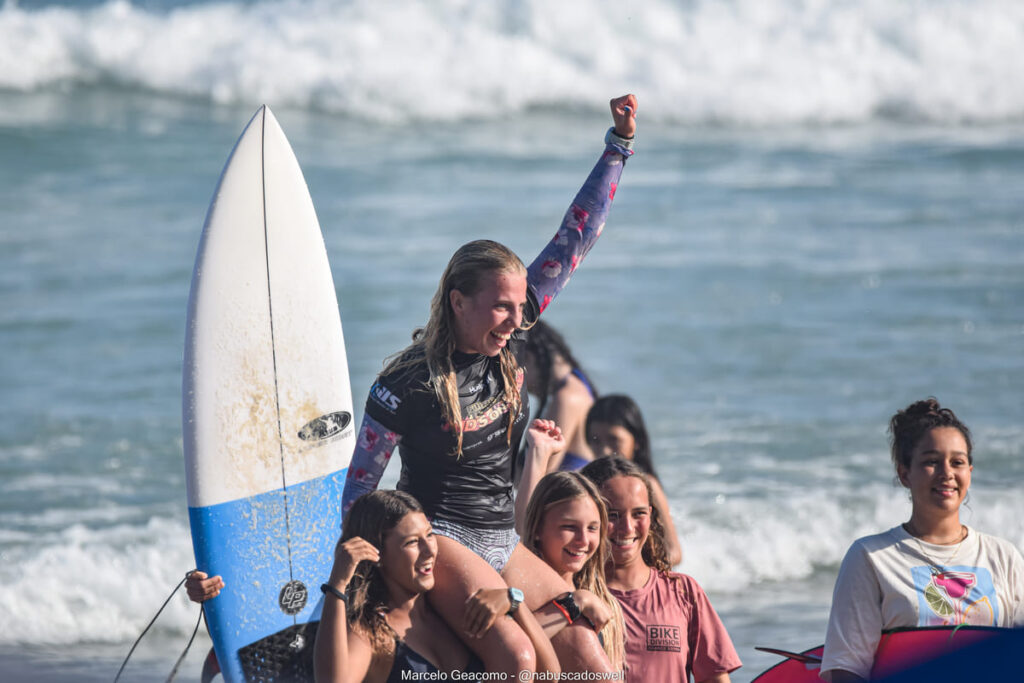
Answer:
[752,626,1004,681]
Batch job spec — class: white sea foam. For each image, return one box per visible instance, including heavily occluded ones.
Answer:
[0,517,199,644]
[654,420,1024,594]
[4,489,1015,645]
[671,482,1024,593]
[2,0,1023,124]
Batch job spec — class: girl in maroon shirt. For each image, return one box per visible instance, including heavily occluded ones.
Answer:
[582,457,741,683]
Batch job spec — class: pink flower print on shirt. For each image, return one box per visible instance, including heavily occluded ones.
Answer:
[359,424,380,451]
[609,182,617,200]
[570,254,579,272]
[541,260,562,279]
[540,294,552,312]
[602,150,623,164]
[564,204,589,234]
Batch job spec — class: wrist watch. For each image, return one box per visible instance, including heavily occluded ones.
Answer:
[552,591,582,623]
[506,587,524,616]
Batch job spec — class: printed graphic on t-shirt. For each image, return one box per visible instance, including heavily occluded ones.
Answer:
[911,565,999,626]
[442,368,525,435]
[646,624,681,652]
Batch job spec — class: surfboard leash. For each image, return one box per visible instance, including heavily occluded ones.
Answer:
[113,569,205,683]
[165,605,204,683]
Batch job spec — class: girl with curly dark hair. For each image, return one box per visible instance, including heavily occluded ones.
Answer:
[821,398,1024,682]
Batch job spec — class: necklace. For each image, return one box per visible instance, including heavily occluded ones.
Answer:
[904,523,968,576]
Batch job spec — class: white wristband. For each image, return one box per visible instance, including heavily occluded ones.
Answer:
[604,127,634,151]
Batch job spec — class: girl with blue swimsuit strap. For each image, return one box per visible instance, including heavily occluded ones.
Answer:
[523,319,598,472]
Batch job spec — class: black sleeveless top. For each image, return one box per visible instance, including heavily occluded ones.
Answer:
[385,638,486,683]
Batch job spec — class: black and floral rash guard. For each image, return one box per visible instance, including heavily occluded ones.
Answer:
[340,131,633,530]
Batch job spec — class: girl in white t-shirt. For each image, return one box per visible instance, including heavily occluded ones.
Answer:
[821,398,1024,682]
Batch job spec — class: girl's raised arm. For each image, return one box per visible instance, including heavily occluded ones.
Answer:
[525,95,637,316]
[314,536,380,683]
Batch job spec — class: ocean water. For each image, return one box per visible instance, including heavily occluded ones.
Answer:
[1,0,1023,681]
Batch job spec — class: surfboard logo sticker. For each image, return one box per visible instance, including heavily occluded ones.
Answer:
[279,580,308,615]
[298,411,352,442]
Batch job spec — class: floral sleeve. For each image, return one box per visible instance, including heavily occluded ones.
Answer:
[340,413,402,514]
[526,133,633,315]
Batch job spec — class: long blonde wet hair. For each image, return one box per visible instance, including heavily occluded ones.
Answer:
[384,240,531,457]
[523,472,626,671]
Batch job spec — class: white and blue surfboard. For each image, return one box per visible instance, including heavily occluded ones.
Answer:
[183,106,354,682]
